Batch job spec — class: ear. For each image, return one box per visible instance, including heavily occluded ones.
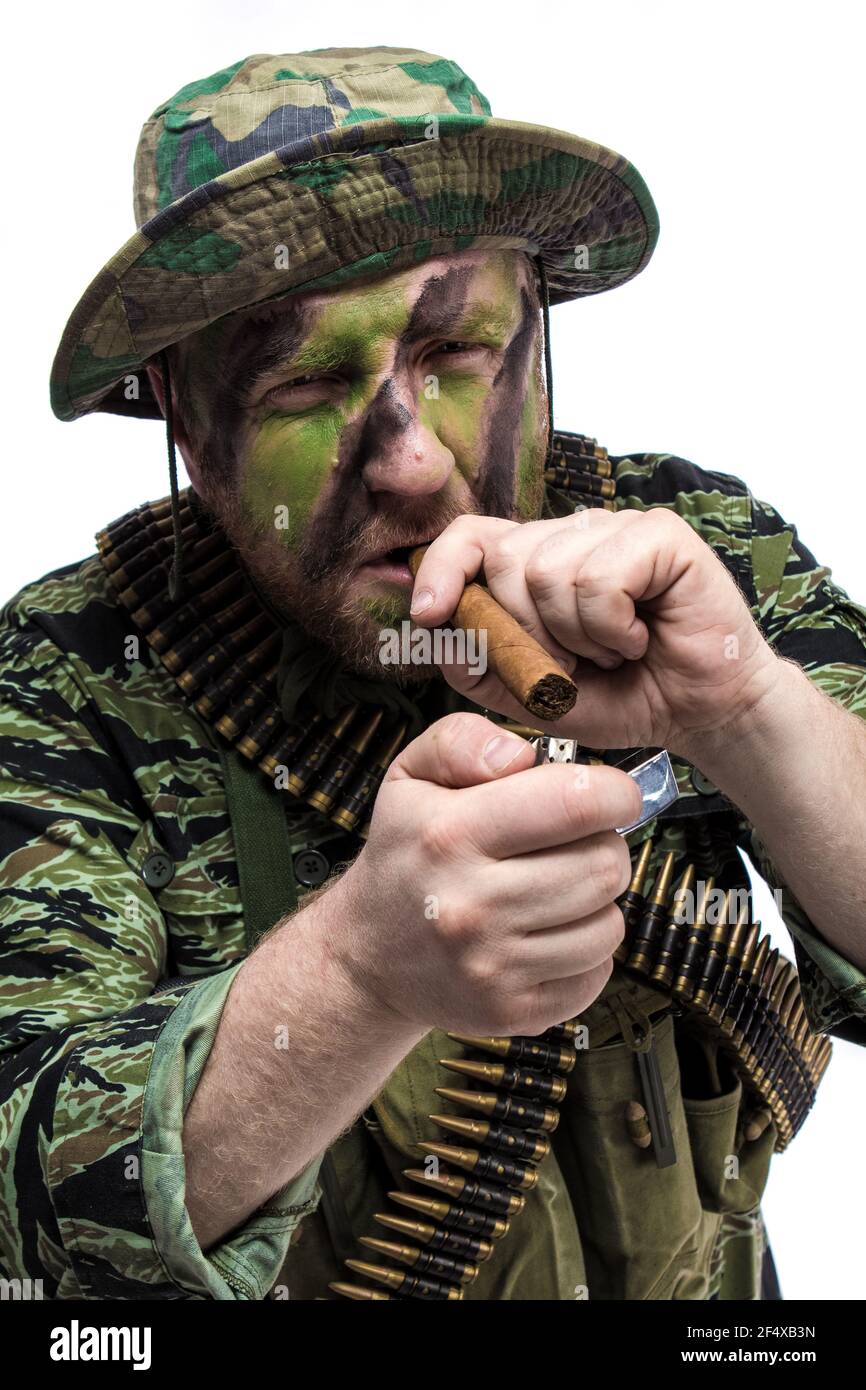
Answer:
[145,358,205,494]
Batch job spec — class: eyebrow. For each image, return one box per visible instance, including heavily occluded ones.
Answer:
[450,300,519,339]
[230,287,521,398]
[224,302,310,403]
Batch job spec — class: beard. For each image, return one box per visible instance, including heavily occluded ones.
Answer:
[199,472,491,682]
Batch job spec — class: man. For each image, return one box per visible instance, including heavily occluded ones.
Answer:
[2,46,865,1302]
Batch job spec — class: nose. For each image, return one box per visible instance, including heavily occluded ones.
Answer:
[358,378,455,498]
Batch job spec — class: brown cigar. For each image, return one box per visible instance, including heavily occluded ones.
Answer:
[408,545,577,721]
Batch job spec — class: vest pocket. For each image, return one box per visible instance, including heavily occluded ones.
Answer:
[556,1011,716,1300]
[682,1076,775,1216]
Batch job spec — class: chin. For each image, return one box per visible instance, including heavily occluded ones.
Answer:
[357,654,441,684]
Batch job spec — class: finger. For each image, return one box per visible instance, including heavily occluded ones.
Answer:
[409,514,520,625]
[475,832,633,929]
[528,958,615,1028]
[452,761,644,859]
[463,518,580,671]
[525,511,645,662]
[560,511,690,659]
[515,903,626,983]
[384,711,536,790]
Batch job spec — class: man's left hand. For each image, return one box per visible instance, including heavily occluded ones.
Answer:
[409,509,783,758]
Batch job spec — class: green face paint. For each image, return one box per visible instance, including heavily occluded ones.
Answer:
[178,248,547,676]
[244,410,340,552]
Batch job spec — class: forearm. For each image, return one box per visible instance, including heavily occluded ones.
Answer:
[182,882,427,1251]
[693,656,866,970]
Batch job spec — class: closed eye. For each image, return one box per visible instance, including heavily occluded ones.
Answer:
[261,373,342,407]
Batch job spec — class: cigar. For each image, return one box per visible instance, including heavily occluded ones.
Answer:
[407,546,577,721]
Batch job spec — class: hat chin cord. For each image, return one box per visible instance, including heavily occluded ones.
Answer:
[533,252,556,473]
[158,256,555,600]
[159,347,185,603]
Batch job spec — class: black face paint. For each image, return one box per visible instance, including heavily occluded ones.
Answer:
[476,285,538,519]
[298,264,477,582]
[197,301,311,488]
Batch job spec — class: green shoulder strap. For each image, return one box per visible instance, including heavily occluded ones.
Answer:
[217,742,298,949]
[217,740,357,1257]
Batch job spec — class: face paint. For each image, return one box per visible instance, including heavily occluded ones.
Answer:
[514,350,548,520]
[176,248,548,678]
[307,261,477,579]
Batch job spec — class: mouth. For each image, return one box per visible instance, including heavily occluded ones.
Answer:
[354,539,437,586]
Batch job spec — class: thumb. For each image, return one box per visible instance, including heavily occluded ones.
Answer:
[385,711,536,790]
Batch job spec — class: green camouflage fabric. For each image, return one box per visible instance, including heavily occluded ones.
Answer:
[2,451,866,1299]
[49,47,658,424]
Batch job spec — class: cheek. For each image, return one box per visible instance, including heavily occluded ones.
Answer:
[420,376,490,478]
[514,370,547,518]
[242,413,340,547]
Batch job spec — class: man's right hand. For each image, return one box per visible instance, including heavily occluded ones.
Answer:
[327,712,645,1038]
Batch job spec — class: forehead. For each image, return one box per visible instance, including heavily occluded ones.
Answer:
[226,247,536,339]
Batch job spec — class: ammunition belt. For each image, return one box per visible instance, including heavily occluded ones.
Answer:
[96,432,613,840]
[330,1022,579,1300]
[329,843,831,1300]
[615,842,831,1153]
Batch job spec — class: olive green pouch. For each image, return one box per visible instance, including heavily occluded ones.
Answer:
[556,999,719,1300]
[677,1028,776,1215]
[555,973,777,1300]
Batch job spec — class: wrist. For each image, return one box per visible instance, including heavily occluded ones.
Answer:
[683,656,806,786]
[297,873,430,1053]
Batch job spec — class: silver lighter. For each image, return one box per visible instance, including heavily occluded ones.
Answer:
[530,738,679,835]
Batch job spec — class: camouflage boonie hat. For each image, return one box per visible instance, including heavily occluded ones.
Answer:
[50,46,659,424]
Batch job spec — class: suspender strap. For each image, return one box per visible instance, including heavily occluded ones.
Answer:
[218,739,360,1264]
[217,742,298,950]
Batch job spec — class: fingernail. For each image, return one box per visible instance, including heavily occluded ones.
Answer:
[483,734,526,772]
[410,587,435,616]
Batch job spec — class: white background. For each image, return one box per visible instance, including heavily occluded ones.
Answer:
[5,0,864,1298]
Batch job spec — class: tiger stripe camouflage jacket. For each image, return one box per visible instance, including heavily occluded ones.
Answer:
[1,446,865,1300]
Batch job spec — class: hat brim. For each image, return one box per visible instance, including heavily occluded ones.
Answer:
[50,114,658,423]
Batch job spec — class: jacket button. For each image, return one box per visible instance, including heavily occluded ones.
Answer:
[141,851,175,889]
[293,848,330,888]
[690,767,718,796]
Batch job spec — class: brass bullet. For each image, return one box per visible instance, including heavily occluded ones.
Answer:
[718,922,759,1032]
[434,1086,560,1132]
[388,1189,510,1238]
[446,1033,576,1074]
[672,875,716,997]
[329,1281,394,1300]
[651,863,698,988]
[542,1020,580,1042]
[731,934,770,1043]
[614,836,654,961]
[439,1057,567,1102]
[709,905,753,1020]
[430,1112,550,1162]
[624,852,679,974]
[345,1258,463,1301]
[307,707,383,814]
[625,1099,652,1149]
[743,1107,773,1142]
[359,1235,478,1285]
[333,719,408,832]
[692,906,730,1009]
[374,1211,494,1262]
[403,1167,525,1216]
[414,1140,537,1191]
